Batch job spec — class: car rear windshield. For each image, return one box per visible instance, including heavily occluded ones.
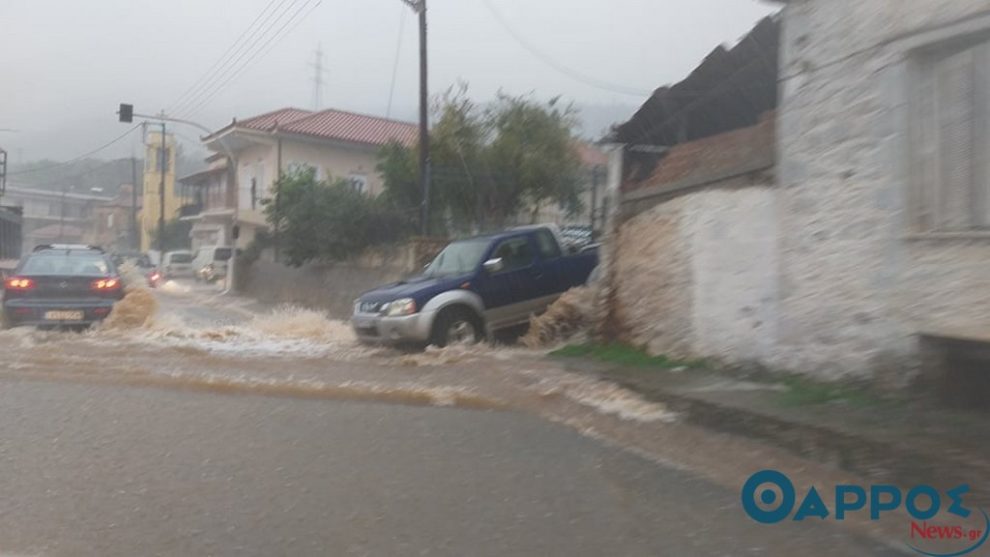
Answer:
[424,239,489,276]
[213,248,232,261]
[169,253,193,263]
[21,253,110,276]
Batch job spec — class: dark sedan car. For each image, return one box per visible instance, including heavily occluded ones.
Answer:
[1,244,126,329]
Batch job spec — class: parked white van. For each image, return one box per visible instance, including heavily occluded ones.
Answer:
[191,246,233,283]
[162,250,194,279]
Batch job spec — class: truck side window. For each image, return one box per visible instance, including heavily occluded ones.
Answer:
[534,230,561,259]
[492,237,534,272]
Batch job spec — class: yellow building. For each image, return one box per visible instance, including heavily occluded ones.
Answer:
[140,129,180,252]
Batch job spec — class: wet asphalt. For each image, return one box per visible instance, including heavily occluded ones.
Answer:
[0,379,904,557]
[0,281,907,556]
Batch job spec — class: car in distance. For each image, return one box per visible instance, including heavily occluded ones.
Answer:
[191,246,233,283]
[162,250,194,279]
[1,244,126,329]
[352,226,598,347]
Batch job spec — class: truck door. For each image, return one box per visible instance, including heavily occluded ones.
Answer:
[531,228,566,298]
[474,235,539,329]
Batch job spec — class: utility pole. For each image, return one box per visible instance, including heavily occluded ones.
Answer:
[130,156,139,250]
[274,134,283,262]
[158,122,167,256]
[59,184,67,242]
[590,165,603,241]
[401,0,430,236]
[117,103,239,293]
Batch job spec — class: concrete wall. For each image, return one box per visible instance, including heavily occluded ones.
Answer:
[776,0,990,381]
[238,239,446,318]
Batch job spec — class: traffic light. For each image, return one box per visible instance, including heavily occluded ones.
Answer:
[118,103,133,123]
[232,224,240,240]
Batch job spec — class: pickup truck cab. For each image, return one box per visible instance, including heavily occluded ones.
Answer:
[352,226,598,347]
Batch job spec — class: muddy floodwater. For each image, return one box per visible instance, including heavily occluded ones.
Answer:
[0,280,670,422]
[0,281,910,555]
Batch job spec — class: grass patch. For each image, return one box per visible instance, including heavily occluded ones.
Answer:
[550,342,707,370]
[774,375,878,407]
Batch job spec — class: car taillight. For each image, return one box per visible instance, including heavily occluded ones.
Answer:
[91,278,122,291]
[3,277,35,291]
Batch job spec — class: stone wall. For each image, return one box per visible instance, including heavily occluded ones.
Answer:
[607,114,779,368]
[611,180,778,365]
[776,0,990,381]
[238,238,447,318]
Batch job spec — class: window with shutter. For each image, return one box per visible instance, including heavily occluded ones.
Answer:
[910,39,990,232]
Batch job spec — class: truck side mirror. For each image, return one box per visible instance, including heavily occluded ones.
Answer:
[482,258,504,274]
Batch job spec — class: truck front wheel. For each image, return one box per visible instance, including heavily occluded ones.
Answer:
[430,307,483,348]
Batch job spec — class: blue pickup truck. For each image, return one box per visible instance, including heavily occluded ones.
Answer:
[352,226,598,347]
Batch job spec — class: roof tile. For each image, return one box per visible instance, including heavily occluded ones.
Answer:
[279,109,418,147]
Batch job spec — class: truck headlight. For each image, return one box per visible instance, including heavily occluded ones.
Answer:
[384,298,417,316]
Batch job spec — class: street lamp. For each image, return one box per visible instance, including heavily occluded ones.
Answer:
[117,104,240,294]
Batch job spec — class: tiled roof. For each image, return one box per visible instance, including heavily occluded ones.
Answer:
[623,112,775,194]
[279,109,418,147]
[232,107,418,147]
[237,107,313,131]
[575,143,608,167]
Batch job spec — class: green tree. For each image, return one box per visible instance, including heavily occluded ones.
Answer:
[377,87,583,234]
[150,218,193,252]
[265,168,412,266]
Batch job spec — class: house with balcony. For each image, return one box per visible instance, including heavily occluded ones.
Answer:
[191,107,418,248]
[177,153,235,250]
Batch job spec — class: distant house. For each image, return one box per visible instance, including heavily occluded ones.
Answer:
[2,185,113,252]
[177,153,234,250]
[189,107,418,248]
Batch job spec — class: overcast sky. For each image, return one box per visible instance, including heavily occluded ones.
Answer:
[0,0,775,163]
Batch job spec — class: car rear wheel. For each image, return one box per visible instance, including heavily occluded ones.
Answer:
[430,307,482,348]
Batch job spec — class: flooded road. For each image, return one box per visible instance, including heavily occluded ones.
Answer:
[0,282,904,555]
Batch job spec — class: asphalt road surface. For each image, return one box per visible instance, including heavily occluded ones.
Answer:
[0,281,906,556]
[0,378,902,557]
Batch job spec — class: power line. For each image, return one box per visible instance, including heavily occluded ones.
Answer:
[182,0,323,119]
[8,125,142,177]
[173,0,301,116]
[173,0,307,117]
[166,0,288,114]
[386,5,408,119]
[479,0,650,97]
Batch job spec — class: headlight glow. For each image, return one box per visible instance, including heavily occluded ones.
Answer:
[384,298,417,316]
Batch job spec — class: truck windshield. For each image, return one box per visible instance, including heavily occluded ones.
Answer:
[424,239,489,276]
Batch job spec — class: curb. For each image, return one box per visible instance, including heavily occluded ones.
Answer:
[557,358,990,505]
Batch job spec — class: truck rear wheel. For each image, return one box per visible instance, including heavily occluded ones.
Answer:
[430,307,482,348]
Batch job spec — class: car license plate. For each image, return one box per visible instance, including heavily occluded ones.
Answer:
[44,310,83,321]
